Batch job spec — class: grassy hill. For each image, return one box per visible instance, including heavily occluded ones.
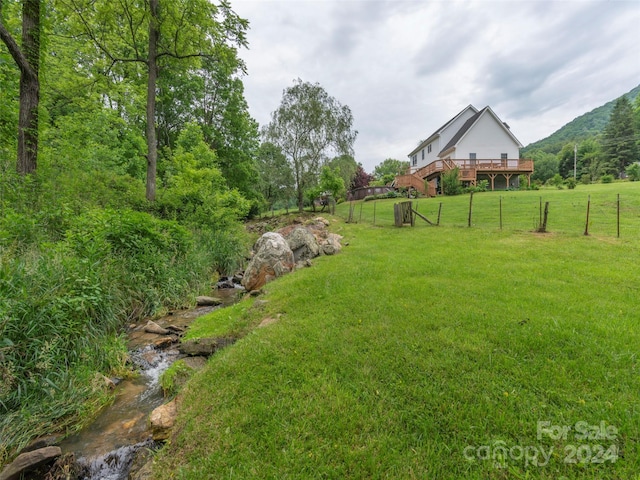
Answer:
[151,184,640,479]
[522,83,640,156]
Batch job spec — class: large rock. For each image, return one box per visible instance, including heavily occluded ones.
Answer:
[242,232,295,291]
[284,226,320,262]
[179,337,236,356]
[149,399,178,441]
[0,446,62,480]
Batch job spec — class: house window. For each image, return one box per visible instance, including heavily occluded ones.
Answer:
[421,149,424,160]
[412,155,417,166]
[469,153,476,160]
[501,153,508,160]
[427,144,432,154]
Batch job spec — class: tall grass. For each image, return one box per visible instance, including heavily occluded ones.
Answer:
[0,204,249,465]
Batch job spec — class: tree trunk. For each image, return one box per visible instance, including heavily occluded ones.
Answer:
[146,0,159,201]
[0,0,40,175]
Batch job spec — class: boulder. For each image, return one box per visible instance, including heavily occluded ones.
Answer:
[149,399,178,441]
[284,226,320,262]
[179,337,236,356]
[242,232,295,291]
[0,446,62,480]
[321,233,343,255]
[143,321,170,335]
[195,296,222,306]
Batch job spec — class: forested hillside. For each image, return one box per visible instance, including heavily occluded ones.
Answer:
[522,83,640,156]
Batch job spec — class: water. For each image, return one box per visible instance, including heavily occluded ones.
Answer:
[58,288,241,479]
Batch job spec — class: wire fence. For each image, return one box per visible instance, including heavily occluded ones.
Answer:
[336,188,640,239]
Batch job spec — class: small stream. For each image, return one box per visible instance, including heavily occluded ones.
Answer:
[58,287,241,479]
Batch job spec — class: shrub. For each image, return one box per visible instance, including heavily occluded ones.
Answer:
[601,174,614,184]
[625,163,640,181]
[564,177,577,189]
[442,167,462,196]
[580,174,591,185]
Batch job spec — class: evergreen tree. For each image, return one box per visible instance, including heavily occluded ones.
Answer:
[602,96,638,176]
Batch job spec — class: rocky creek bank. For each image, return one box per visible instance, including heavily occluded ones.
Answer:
[0,216,343,480]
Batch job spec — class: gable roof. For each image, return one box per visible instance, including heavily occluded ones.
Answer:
[438,106,523,157]
[408,105,478,157]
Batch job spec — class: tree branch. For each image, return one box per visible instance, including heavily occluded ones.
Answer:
[0,4,37,81]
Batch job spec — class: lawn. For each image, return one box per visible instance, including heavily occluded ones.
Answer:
[152,183,640,479]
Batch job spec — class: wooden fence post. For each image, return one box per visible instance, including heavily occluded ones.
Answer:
[499,196,503,230]
[617,194,620,238]
[468,192,474,227]
[584,195,591,236]
[437,202,442,226]
[537,202,549,233]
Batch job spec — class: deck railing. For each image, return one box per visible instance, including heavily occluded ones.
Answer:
[408,159,533,179]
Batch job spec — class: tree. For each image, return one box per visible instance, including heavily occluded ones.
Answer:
[256,142,294,210]
[602,96,638,177]
[0,0,41,174]
[263,79,357,212]
[530,149,558,183]
[557,143,577,179]
[62,0,249,201]
[327,154,357,194]
[373,158,409,180]
[350,163,373,190]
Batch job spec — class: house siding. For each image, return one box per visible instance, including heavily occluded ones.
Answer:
[454,113,520,160]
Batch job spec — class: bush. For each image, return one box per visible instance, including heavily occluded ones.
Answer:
[601,174,614,184]
[580,174,591,185]
[442,167,462,196]
[625,163,640,182]
[564,177,577,189]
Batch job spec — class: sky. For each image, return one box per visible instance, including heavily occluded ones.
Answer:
[231,0,640,172]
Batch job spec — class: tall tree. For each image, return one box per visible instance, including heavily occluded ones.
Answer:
[327,154,357,193]
[0,0,41,175]
[62,0,249,201]
[263,79,357,212]
[256,141,294,210]
[602,96,638,176]
[373,158,409,180]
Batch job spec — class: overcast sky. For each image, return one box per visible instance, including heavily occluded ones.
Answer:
[231,0,640,172]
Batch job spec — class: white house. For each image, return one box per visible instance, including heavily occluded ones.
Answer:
[397,105,533,195]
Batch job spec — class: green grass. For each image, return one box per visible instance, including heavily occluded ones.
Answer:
[152,182,640,479]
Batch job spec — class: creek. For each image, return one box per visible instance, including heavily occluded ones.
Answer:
[57,287,241,480]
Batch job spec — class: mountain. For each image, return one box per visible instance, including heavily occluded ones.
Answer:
[521,83,640,157]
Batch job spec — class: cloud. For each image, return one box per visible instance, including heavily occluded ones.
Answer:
[232,0,640,171]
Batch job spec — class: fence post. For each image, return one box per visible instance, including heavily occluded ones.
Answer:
[499,195,503,230]
[537,202,549,233]
[373,200,377,226]
[437,202,442,226]
[584,195,591,236]
[468,192,474,227]
[359,202,363,223]
[617,194,620,238]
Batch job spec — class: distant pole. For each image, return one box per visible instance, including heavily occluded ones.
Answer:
[468,191,474,227]
[499,195,503,230]
[574,144,577,179]
[359,202,363,223]
[437,202,442,226]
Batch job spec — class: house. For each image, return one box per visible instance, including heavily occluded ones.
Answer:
[395,105,533,196]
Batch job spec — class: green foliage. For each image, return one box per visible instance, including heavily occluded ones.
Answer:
[625,163,640,181]
[441,167,462,195]
[601,174,614,183]
[602,96,639,176]
[564,177,577,189]
[160,360,195,397]
[373,158,409,179]
[263,79,358,211]
[549,173,564,187]
[522,84,640,156]
[581,173,592,185]
[256,142,294,209]
[529,149,559,183]
[327,155,358,193]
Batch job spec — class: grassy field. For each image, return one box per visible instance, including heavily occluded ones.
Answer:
[152,182,640,479]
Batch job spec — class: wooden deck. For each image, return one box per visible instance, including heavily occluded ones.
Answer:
[395,159,534,196]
